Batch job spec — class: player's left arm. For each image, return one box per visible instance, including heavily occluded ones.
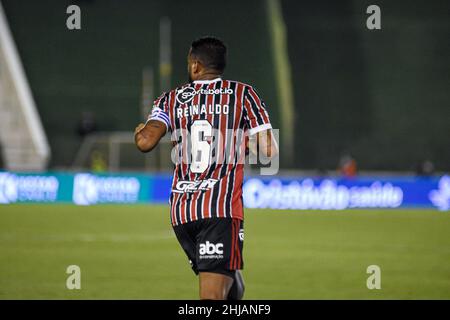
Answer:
[134,120,166,153]
[251,129,279,158]
[244,86,279,159]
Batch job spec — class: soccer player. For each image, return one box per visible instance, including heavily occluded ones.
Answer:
[134,37,278,300]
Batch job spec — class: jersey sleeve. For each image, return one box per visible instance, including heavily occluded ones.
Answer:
[243,86,272,135]
[146,92,171,132]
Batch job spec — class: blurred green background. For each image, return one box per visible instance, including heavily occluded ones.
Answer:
[1,0,449,170]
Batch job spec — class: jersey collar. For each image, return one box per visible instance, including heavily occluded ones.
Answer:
[192,77,222,84]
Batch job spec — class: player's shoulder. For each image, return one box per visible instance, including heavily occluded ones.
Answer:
[224,80,264,99]
[161,83,191,97]
[173,82,192,92]
[224,79,255,91]
[154,83,191,107]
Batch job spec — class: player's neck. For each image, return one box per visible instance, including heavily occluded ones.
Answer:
[196,72,222,81]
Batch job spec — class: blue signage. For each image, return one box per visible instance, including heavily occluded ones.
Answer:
[242,176,450,211]
[1,171,449,211]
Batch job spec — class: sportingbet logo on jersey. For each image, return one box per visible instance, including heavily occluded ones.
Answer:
[176,86,233,104]
[173,178,218,193]
[199,241,224,259]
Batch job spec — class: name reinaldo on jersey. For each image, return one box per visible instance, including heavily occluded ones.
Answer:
[148,78,272,226]
[176,104,230,119]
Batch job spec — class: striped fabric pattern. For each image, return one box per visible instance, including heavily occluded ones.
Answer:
[149,78,272,226]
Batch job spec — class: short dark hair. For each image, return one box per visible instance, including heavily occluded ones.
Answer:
[190,36,227,73]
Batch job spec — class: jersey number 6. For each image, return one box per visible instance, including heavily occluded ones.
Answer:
[190,120,212,173]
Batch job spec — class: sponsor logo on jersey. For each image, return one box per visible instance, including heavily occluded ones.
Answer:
[176,86,233,104]
[199,241,224,259]
[173,178,218,193]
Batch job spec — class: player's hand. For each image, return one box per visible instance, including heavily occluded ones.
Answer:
[134,123,146,136]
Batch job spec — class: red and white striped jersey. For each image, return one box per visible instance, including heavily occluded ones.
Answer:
[147,77,272,226]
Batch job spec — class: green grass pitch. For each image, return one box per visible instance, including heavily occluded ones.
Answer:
[0,204,449,299]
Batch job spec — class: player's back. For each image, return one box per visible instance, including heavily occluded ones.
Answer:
[148,77,272,225]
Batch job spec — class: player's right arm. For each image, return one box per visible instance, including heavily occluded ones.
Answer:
[135,92,171,153]
[134,120,166,153]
